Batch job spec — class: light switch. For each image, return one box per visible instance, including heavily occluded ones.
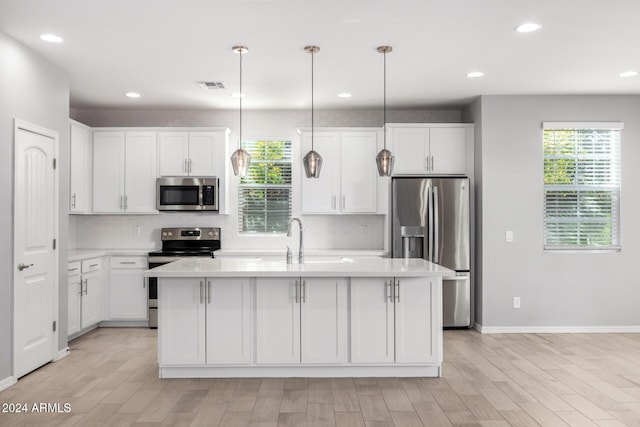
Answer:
[505,230,514,243]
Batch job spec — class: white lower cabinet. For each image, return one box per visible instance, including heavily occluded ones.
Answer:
[255,277,348,365]
[108,256,147,320]
[159,277,251,365]
[351,276,440,364]
[67,258,103,337]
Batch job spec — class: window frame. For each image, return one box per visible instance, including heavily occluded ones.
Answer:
[542,122,622,252]
[237,138,293,234]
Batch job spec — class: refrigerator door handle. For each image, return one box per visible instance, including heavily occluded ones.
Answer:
[427,185,434,262]
[433,185,439,263]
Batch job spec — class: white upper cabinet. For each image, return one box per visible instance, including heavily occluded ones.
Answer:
[69,120,92,213]
[300,128,382,214]
[92,131,157,213]
[158,130,228,177]
[389,124,472,175]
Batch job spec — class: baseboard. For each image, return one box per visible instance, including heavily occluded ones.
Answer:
[99,320,149,328]
[55,347,70,361]
[473,322,483,332]
[477,325,640,334]
[0,375,17,392]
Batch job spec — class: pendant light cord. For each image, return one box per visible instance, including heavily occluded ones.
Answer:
[311,49,314,152]
[239,50,243,150]
[383,49,387,150]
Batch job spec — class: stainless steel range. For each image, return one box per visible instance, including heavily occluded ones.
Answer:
[147,227,221,328]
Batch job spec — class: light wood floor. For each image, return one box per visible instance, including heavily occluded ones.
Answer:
[1,328,640,426]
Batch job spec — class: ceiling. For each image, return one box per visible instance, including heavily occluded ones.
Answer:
[2,0,639,111]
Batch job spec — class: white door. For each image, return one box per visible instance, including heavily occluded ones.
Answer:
[109,269,147,320]
[340,132,378,213]
[395,277,437,363]
[93,132,125,213]
[158,278,205,365]
[206,278,251,365]
[429,127,467,175]
[158,132,189,176]
[189,132,225,176]
[14,121,57,378]
[350,277,394,364]
[124,132,157,213]
[256,278,300,364]
[300,132,340,213]
[300,278,347,364]
[390,127,429,174]
[81,271,101,328]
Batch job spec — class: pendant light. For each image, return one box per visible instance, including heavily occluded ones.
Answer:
[230,45,251,177]
[376,45,394,177]
[303,45,323,178]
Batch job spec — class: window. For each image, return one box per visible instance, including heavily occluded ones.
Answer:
[238,139,292,233]
[543,122,622,250]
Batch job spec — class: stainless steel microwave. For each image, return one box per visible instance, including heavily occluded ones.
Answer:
[156,177,219,211]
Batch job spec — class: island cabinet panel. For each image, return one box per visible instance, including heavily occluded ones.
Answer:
[255,278,301,364]
[158,278,206,365]
[350,278,394,364]
[395,277,440,363]
[300,278,348,364]
[159,277,251,366]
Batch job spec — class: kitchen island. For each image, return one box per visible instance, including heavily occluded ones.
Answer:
[145,257,453,378]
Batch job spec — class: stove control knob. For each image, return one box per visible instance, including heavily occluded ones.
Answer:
[162,232,167,237]
[168,232,173,237]
[208,231,213,237]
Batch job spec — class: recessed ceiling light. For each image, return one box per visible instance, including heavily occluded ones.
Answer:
[231,93,246,98]
[619,70,638,78]
[466,71,484,78]
[125,92,141,98]
[337,93,352,98]
[40,34,63,43]
[515,23,542,33]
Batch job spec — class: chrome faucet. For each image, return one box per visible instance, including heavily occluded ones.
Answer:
[287,217,304,264]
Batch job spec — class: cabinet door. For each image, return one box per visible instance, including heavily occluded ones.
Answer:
[429,127,467,175]
[350,277,394,364]
[81,271,101,328]
[300,132,340,214]
[158,278,206,365]
[93,132,125,213]
[69,122,91,213]
[206,278,251,365]
[109,269,147,320]
[67,273,82,335]
[188,132,226,176]
[390,128,429,174]
[256,278,300,364]
[394,277,438,363]
[158,132,189,176]
[300,278,347,364]
[124,132,157,213]
[340,132,378,213]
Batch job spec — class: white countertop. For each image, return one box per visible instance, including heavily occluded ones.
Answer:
[215,249,387,258]
[68,248,155,262]
[145,257,454,278]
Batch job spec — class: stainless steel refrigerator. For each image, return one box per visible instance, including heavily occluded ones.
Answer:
[391,177,471,327]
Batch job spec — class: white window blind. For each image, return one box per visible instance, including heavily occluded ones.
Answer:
[543,124,622,250]
[238,140,292,233]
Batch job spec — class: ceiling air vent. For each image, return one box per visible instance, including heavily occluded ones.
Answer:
[196,81,226,90]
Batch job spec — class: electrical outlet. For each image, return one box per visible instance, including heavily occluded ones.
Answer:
[513,296,521,309]
[134,225,141,236]
[505,230,514,243]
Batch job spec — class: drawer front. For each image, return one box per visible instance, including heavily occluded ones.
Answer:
[67,261,81,276]
[110,256,147,269]
[82,257,102,274]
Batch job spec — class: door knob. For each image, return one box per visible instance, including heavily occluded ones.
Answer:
[18,263,33,271]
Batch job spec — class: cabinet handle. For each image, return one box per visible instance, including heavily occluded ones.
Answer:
[83,278,88,295]
[395,279,400,303]
[143,277,146,288]
[385,281,392,302]
[184,158,188,173]
[124,195,128,210]
[120,195,124,209]
[342,195,346,210]
[72,193,76,209]
[189,159,193,174]
[78,281,83,296]
[302,280,306,303]
[207,281,211,304]
[120,261,137,265]
[424,157,429,171]
[431,155,434,172]
[199,281,204,304]
[294,280,299,304]
[68,267,79,272]
[89,263,98,267]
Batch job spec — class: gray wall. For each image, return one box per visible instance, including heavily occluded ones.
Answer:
[475,95,640,328]
[0,32,70,380]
